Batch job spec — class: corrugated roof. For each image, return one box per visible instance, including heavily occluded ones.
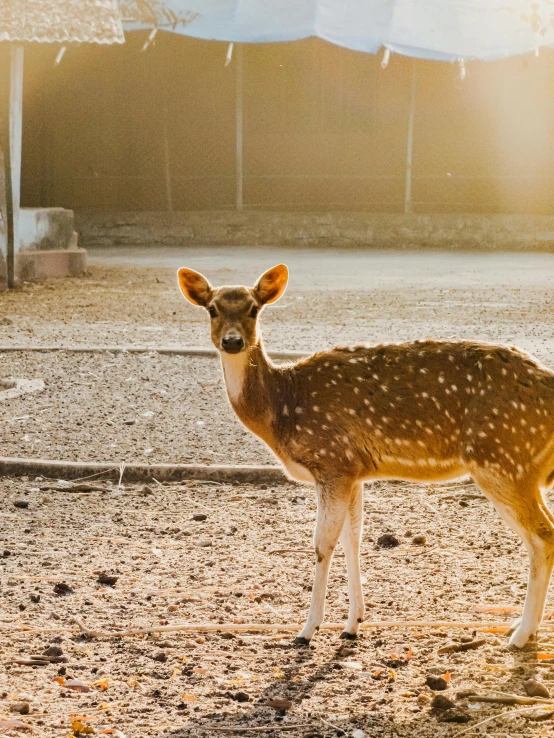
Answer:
[0,0,124,44]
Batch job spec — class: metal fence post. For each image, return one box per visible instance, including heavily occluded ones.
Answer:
[235,43,244,210]
[404,58,416,214]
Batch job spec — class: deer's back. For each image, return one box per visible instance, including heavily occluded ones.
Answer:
[272,340,554,483]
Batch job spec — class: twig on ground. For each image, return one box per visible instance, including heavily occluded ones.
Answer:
[466,693,554,706]
[117,462,125,491]
[438,638,487,654]
[457,704,554,735]
[194,727,316,733]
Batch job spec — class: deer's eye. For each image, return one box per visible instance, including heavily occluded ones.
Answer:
[209,305,217,318]
[249,306,258,319]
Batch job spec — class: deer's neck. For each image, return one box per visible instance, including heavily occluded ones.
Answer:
[220,340,280,439]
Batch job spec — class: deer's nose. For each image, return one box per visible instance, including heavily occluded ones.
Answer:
[221,335,244,354]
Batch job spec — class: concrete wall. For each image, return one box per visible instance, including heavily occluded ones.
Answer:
[75,211,554,252]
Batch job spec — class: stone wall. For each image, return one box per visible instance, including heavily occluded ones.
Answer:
[75,211,554,252]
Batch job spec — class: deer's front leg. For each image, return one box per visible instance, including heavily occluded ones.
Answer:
[294,482,350,645]
[339,482,364,639]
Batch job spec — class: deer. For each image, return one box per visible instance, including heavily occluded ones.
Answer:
[177,263,554,650]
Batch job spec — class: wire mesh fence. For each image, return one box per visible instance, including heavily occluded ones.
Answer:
[20,34,554,214]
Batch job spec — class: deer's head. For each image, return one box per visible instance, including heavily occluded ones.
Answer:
[177,264,288,354]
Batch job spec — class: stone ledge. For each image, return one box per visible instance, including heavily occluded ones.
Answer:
[15,248,87,281]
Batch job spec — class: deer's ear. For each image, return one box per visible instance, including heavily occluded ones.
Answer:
[177,268,213,307]
[253,264,288,305]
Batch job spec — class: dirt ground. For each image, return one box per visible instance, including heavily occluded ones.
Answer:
[1,248,554,737]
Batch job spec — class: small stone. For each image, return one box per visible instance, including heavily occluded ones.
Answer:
[233,692,250,703]
[153,651,167,662]
[53,582,74,596]
[220,632,235,640]
[426,675,449,691]
[197,541,212,548]
[9,702,30,715]
[168,604,179,612]
[524,679,551,699]
[30,594,40,603]
[43,645,63,657]
[2,550,11,558]
[123,418,136,425]
[192,513,207,522]
[431,694,455,711]
[97,572,118,586]
[139,485,154,496]
[13,500,29,509]
[0,317,13,325]
[412,534,427,546]
[292,496,306,504]
[377,533,399,548]
[438,708,471,723]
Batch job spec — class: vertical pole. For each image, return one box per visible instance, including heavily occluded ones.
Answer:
[404,58,416,215]
[162,95,173,212]
[235,43,244,211]
[9,45,23,270]
[2,57,14,289]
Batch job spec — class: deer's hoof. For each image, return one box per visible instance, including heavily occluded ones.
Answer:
[507,628,537,651]
[292,636,311,647]
[339,631,358,641]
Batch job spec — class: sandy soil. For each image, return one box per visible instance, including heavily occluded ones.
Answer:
[1,249,554,737]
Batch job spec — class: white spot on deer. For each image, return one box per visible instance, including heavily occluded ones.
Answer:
[420,368,428,374]
[467,374,473,382]
[345,449,354,461]
[348,409,357,416]
[307,428,314,435]
[282,405,289,416]
[319,448,327,456]
[372,373,379,380]
[313,405,320,412]
[342,435,350,444]
[326,413,333,421]
[451,385,457,392]
[438,376,445,383]
[295,406,303,415]
[478,431,487,438]
[365,418,372,425]
[421,392,429,398]
[295,425,302,432]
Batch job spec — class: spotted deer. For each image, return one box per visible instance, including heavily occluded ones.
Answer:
[177,264,554,649]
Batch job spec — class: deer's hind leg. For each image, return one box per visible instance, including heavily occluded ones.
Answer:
[339,481,365,639]
[471,469,554,650]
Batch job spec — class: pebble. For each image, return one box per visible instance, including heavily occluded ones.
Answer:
[153,652,167,662]
[431,694,455,711]
[197,541,212,547]
[426,674,449,691]
[377,533,399,548]
[524,679,551,699]
[97,572,119,586]
[220,632,235,640]
[53,582,74,596]
[9,702,30,715]
[192,513,208,522]
[412,534,427,545]
[168,604,179,612]
[438,708,471,723]
[13,500,29,509]
[233,692,250,703]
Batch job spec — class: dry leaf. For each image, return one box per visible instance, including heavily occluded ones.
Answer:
[273,667,285,679]
[71,720,95,734]
[536,653,554,660]
[54,677,66,685]
[192,667,207,675]
[66,679,92,693]
[170,667,181,680]
[343,661,363,670]
[477,626,510,634]
[389,669,396,680]
[92,679,110,691]
[181,694,197,701]
[373,668,382,677]
[442,672,452,682]
[405,645,413,660]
